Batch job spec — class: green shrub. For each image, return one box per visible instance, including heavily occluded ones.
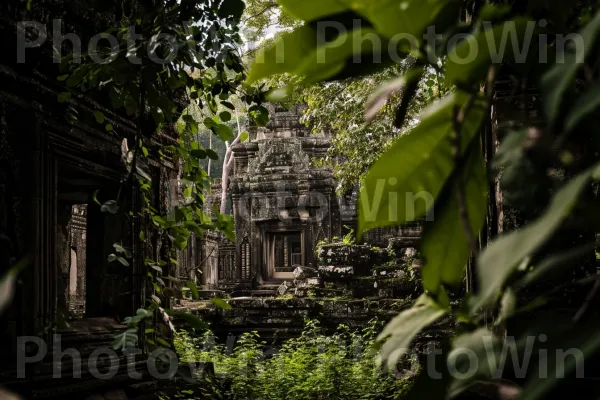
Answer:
[174,320,417,400]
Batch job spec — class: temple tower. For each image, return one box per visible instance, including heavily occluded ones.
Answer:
[228,105,341,284]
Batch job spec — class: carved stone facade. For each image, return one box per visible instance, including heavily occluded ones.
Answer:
[228,105,341,284]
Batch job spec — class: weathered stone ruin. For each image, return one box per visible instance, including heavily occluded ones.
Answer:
[0,2,181,398]
[174,105,428,344]
[0,4,428,398]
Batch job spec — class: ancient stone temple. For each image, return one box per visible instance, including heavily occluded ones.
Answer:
[226,105,341,286]
[177,106,428,344]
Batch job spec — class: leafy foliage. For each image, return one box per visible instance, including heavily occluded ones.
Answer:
[56,0,270,356]
[175,320,417,400]
[250,0,600,397]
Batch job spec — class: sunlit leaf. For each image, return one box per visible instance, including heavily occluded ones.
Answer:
[165,310,210,331]
[211,297,232,310]
[276,0,347,22]
[421,146,487,295]
[376,294,447,368]
[358,92,486,238]
[188,280,200,300]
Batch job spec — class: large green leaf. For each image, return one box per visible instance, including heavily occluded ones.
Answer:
[297,27,387,84]
[421,146,488,295]
[471,170,593,313]
[448,328,504,397]
[353,0,459,41]
[276,0,348,22]
[377,294,447,368]
[247,25,317,84]
[357,92,486,238]
[446,18,534,86]
[165,310,210,331]
[541,11,600,126]
[247,26,388,85]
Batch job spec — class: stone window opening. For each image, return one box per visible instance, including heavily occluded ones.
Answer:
[266,232,303,279]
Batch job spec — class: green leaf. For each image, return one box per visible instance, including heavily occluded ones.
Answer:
[57,74,69,82]
[222,101,235,110]
[240,132,249,142]
[296,27,387,84]
[376,294,447,368]
[365,67,424,122]
[155,337,171,348]
[219,111,232,122]
[496,287,517,325]
[353,0,459,40]
[448,328,503,397]
[249,106,270,127]
[112,328,138,350]
[203,117,218,129]
[117,257,130,267]
[124,96,138,116]
[206,149,219,160]
[276,0,347,22]
[101,200,119,214]
[108,254,117,262]
[446,18,534,86]
[190,149,207,159]
[421,146,488,295]
[211,297,232,310]
[472,169,593,313]
[247,25,316,85]
[139,231,146,241]
[541,11,600,126]
[151,108,165,125]
[94,111,105,124]
[478,3,512,22]
[188,280,200,300]
[165,310,210,331]
[188,121,199,134]
[357,92,486,238]
[58,92,71,103]
[214,124,234,142]
[564,83,600,132]
[92,190,101,206]
[105,124,114,132]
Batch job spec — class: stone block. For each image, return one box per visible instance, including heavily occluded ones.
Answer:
[316,244,390,275]
[293,266,318,279]
[318,265,354,281]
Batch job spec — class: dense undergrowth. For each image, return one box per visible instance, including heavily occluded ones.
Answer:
[172,320,417,400]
